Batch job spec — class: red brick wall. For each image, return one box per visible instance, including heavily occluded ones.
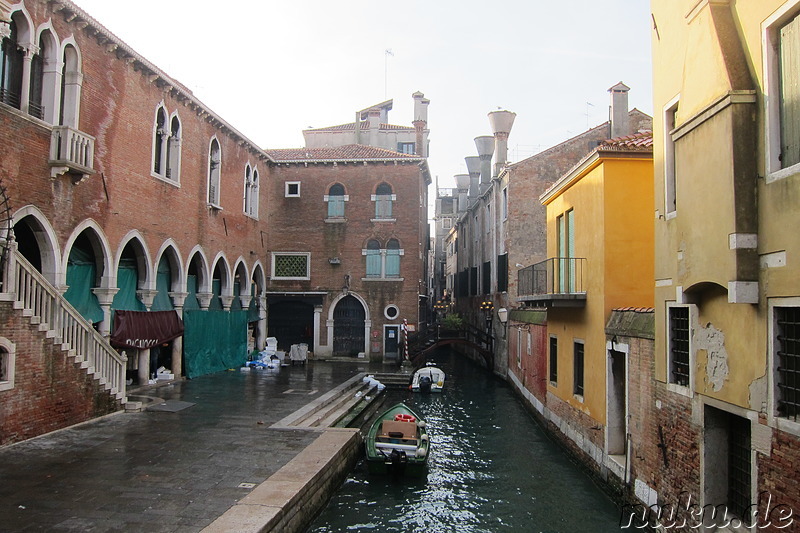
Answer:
[757,426,800,532]
[0,303,120,446]
[267,161,427,353]
[508,321,548,401]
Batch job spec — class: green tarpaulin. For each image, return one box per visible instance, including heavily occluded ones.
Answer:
[63,246,104,324]
[184,274,200,311]
[112,258,146,313]
[151,256,174,311]
[183,310,248,378]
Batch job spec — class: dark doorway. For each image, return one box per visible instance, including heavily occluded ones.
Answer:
[268,299,314,351]
[333,295,365,356]
[384,325,399,360]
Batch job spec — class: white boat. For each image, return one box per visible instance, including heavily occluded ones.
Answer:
[411,364,445,393]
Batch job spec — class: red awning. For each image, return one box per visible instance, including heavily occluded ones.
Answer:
[110,310,184,349]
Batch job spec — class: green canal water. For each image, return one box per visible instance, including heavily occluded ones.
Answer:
[307,349,625,532]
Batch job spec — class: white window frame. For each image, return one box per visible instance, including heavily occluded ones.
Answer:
[663,95,679,218]
[324,192,349,221]
[764,2,800,183]
[270,252,310,281]
[362,244,404,281]
[0,337,16,392]
[208,137,222,208]
[768,297,800,437]
[666,302,696,398]
[371,193,397,221]
[152,104,169,180]
[285,181,301,198]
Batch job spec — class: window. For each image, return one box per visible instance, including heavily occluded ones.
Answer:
[474,214,479,242]
[326,183,347,218]
[766,6,800,176]
[0,338,15,392]
[668,306,691,388]
[1,18,23,110]
[244,165,259,217]
[549,336,558,384]
[776,307,800,420]
[384,304,400,320]
[557,209,575,293]
[497,253,508,292]
[664,97,679,214]
[485,204,491,234]
[271,253,310,280]
[363,239,403,279]
[285,181,301,197]
[373,183,394,219]
[397,142,415,154]
[502,188,508,220]
[153,106,168,176]
[482,261,491,295]
[442,218,452,229]
[32,29,59,123]
[59,44,82,128]
[516,328,522,368]
[573,341,584,397]
[167,115,181,180]
[208,138,221,206]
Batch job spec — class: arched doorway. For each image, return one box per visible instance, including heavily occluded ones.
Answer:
[333,295,365,356]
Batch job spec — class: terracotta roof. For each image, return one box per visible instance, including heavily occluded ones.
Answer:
[612,307,655,313]
[265,144,423,162]
[597,131,653,152]
[305,122,414,133]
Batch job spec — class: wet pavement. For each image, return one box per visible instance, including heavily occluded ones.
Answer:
[0,360,387,533]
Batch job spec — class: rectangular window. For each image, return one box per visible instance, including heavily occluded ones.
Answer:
[669,306,691,387]
[482,261,491,295]
[374,196,393,219]
[557,209,575,293]
[442,218,452,229]
[0,340,16,392]
[271,253,310,280]
[549,336,558,384]
[470,266,478,296]
[285,181,301,197]
[502,188,508,220]
[780,12,800,169]
[664,98,679,214]
[326,196,345,218]
[365,250,381,278]
[573,341,584,396]
[497,253,508,292]
[386,249,401,278]
[397,142,415,154]
[517,329,522,368]
[776,307,800,420]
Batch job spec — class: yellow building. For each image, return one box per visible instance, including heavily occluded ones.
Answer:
[528,131,653,470]
[649,0,800,521]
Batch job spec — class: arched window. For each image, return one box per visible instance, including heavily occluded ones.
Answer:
[373,182,394,220]
[365,239,381,278]
[251,168,259,217]
[243,165,252,213]
[363,238,403,279]
[59,44,82,128]
[0,19,24,109]
[166,114,181,180]
[326,183,346,218]
[208,138,221,205]
[153,106,168,176]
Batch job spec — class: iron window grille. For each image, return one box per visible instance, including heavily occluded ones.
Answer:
[669,306,690,387]
[727,413,752,519]
[776,307,800,419]
[273,254,309,279]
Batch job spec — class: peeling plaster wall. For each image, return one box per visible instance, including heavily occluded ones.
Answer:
[695,321,729,393]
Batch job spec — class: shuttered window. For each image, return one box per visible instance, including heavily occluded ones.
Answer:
[780,12,800,168]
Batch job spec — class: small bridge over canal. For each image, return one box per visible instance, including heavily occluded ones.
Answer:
[406,323,494,369]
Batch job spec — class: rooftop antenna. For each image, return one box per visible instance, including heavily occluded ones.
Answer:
[586,101,594,130]
[384,49,394,98]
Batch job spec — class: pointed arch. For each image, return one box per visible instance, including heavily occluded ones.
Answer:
[58,37,82,128]
[30,22,60,122]
[167,111,181,181]
[11,205,60,284]
[115,230,153,290]
[61,220,112,288]
[207,136,221,205]
[154,239,185,292]
[152,103,168,177]
[186,245,211,293]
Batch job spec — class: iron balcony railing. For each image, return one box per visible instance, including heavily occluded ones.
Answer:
[517,257,587,300]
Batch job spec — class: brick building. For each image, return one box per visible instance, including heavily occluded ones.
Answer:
[0,0,430,445]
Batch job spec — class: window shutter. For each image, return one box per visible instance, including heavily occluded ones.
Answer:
[781,13,800,168]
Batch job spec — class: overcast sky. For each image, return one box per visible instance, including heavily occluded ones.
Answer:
[72,0,653,194]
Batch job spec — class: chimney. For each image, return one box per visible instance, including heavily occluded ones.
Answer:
[488,110,516,177]
[454,174,471,213]
[608,82,630,138]
[474,136,494,194]
[412,91,430,157]
[465,155,482,201]
[354,111,361,144]
[368,108,381,147]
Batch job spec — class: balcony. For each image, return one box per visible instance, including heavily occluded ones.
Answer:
[517,257,587,307]
[49,126,95,182]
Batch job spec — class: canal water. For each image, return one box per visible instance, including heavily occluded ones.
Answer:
[307,349,624,532]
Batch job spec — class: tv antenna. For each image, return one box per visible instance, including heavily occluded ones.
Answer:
[384,49,394,98]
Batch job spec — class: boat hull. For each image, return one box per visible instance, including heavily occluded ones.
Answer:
[365,403,429,478]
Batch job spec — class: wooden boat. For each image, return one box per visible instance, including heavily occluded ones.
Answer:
[410,364,445,393]
[365,403,429,477]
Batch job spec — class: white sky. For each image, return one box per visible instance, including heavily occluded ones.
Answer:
[72,0,653,194]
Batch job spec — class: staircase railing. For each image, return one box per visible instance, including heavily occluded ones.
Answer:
[2,248,127,400]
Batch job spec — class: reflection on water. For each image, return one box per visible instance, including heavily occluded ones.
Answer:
[308,350,623,533]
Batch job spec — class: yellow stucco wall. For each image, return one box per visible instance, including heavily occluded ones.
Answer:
[543,155,653,422]
[651,0,800,412]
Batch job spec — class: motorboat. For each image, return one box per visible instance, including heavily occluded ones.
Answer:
[365,403,429,477]
[410,364,445,393]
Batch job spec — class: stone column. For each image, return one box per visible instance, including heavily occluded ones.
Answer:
[257,296,267,350]
[220,295,235,311]
[313,305,323,356]
[169,291,188,378]
[137,289,158,310]
[92,287,119,337]
[19,43,39,114]
[196,292,213,310]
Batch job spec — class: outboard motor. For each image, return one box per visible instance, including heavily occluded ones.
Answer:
[419,375,433,393]
[389,449,407,475]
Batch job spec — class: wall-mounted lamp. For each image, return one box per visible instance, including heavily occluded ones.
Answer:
[497,307,508,324]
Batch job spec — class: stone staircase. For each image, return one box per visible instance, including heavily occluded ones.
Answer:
[1,247,127,403]
[272,373,386,429]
